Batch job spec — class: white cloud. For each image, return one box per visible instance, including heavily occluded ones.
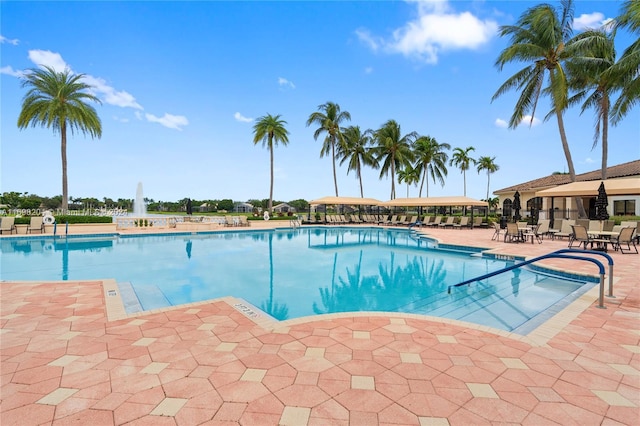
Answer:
[112,115,129,123]
[584,157,595,164]
[495,118,508,128]
[234,112,253,123]
[574,12,609,31]
[278,77,295,89]
[0,35,19,45]
[355,29,381,52]
[82,75,142,109]
[28,50,68,72]
[134,111,143,120]
[358,0,497,64]
[520,115,541,127]
[145,113,188,130]
[0,65,23,77]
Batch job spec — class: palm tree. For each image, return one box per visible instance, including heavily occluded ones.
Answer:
[339,126,377,198]
[610,0,639,123]
[252,114,290,213]
[306,102,351,196]
[449,146,476,197]
[397,164,420,198]
[476,156,500,213]
[566,29,618,179]
[492,0,587,218]
[413,136,450,197]
[17,66,102,211]
[371,120,417,200]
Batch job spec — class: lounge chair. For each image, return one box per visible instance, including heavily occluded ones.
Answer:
[611,227,638,254]
[391,215,405,225]
[405,216,418,226]
[1,217,17,234]
[350,214,363,224]
[553,220,575,240]
[439,216,455,228]
[382,215,396,225]
[238,216,250,227]
[453,216,470,229]
[548,218,563,237]
[26,216,44,234]
[428,216,442,227]
[569,225,609,251]
[224,216,236,227]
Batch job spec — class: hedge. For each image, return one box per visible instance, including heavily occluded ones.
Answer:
[13,215,113,225]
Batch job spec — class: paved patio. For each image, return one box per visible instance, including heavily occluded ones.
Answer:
[1,225,638,425]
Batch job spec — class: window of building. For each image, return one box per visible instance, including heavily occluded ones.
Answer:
[613,200,636,216]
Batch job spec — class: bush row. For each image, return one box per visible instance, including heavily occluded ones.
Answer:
[13,215,113,225]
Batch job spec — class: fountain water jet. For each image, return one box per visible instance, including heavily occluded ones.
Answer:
[133,182,147,216]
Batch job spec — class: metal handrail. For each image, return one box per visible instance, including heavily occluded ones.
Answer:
[447,249,613,309]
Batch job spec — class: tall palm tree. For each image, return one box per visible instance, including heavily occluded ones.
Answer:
[397,164,420,198]
[413,136,450,197]
[371,120,417,200]
[339,126,377,198]
[449,146,476,197]
[306,102,351,196]
[492,0,587,218]
[611,0,639,123]
[17,66,102,211]
[476,156,500,211]
[252,114,289,213]
[566,29,618,179]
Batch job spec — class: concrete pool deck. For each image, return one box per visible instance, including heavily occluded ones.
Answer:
[1,223,638,425]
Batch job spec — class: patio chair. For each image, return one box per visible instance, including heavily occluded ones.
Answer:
[491,222,503,241]
[380,215,394,225]
[548,218,563,238]
[504,223,522,243]
[588,220,602,233]
[26,216,44,234]
[569,225,609,251]
[224,216,236,227]
[0,217,17,234]
[390,215,404,225]
[453,216,470,229]
[610,227,638,254]
[522,223,544,244]
[405,216,418,226]
[238,216,250,227]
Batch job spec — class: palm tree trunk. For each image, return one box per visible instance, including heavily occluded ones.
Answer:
[390,159,396,200]
[601,96,609,180]
[358,167,364,198]
[555,110,587,218]
[463,170,467,197]
[331,138,339,196]
[269,139,274,213]
[419,170,425,197]
[61,124,68,211]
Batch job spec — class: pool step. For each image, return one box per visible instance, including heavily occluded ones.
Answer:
[409,272,584,331]
[115,281,175,314]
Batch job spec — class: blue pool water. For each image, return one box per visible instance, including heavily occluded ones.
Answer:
[1,227,595,332]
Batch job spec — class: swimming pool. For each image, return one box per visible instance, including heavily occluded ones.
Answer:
[1,227,595,332]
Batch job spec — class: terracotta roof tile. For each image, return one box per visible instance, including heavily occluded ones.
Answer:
[494,159,640,193]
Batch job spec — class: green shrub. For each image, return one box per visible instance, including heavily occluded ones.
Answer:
[13,215,113,225]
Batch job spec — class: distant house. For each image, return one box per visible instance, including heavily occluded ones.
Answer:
[198,203,212,213]
[494,159,640,221]
[233,202,255,213]
[273,203,296,214]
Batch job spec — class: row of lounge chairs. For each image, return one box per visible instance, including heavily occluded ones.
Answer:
[303,214,488,228]
[0,216,45,234]
[224,215,250,227]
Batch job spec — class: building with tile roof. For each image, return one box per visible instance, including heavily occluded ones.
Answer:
[493,159,640,221]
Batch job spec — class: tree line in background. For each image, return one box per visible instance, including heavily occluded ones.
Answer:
[15,1,638,216]
[0,191,310,214]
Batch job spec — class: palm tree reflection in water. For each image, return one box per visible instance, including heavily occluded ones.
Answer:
[314,248,449,315]
[260,232,289,320]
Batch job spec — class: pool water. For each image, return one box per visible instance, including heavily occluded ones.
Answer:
[1,227,594,332]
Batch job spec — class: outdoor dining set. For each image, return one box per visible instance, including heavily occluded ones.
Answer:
[494,218,638,254]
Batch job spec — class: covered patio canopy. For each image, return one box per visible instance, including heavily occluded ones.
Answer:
[380,196,488,207]
[535,178,640,197]
[309,196,381,206]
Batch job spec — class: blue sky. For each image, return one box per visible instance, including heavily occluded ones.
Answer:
[1,0,638,204]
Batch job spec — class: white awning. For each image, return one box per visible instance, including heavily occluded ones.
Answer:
[535,178,640,197]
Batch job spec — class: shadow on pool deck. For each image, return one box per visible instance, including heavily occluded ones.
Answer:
[1,225,638,425]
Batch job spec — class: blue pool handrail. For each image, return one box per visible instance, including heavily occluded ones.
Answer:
[447,249,614,309]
